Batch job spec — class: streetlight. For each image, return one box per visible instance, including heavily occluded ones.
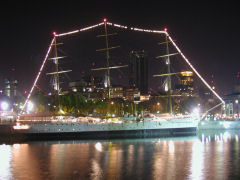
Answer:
[235,99,239,119]
[27,101,34,113]
[1,101,9,111]
[192,108,200,117]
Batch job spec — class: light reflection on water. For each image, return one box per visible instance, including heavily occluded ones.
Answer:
[0,131,240,180]
[0,144,12,179]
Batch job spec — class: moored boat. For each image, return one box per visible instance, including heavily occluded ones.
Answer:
[11,113,199,140]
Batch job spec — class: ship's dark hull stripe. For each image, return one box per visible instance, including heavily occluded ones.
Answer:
[1,127,197,142]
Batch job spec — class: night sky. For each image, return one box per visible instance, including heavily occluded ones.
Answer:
[0,1,239,96]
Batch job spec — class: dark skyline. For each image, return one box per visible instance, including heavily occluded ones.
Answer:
[0,1,239,96]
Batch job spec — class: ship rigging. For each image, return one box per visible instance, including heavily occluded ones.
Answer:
[21,19,225,118]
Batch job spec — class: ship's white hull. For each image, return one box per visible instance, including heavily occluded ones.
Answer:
[12,116,199,139]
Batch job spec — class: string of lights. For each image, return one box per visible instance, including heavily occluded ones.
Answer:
[55,21,166,37]
[166,33,225,104]
[22,37,55,111]
[55,22,104,37]
[23,19,224,113]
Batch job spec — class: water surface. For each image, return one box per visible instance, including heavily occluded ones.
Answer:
[0,130,240,180]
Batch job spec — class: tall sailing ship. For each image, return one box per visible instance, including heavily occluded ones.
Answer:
[11,20,206,140]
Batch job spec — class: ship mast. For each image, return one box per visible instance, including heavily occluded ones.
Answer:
[155,35,178,114]
[53,37,60,109]
[94,18,127,100]
[104,20,111,99]
[47,36,72,112]
[165,34,173,114]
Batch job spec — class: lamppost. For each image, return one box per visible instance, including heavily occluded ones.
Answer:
[235,99,239,120]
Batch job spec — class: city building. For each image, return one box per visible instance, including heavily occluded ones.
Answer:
[175,71,194,95]
[3,79,18,98]
[129,50,148,95]
[124,88,140,102]
[220,75,240,119]
[69,75,104,99]
[222,92,240,119]
[110,86,124,99]
[101,86,124,99]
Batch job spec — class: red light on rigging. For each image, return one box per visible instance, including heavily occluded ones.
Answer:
[164,28,167,32]
[103,18,107,22]
[53,32,56,36]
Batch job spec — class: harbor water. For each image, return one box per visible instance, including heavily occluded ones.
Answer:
[0,130,240,180]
